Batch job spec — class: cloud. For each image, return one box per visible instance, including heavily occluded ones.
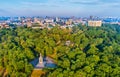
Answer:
[0,0,120,16]
[0,9,9,13]
[20,0,120,9]
[21,1,64,8]
[0,8,14,16]
[0,8,13,14]
[69,0,99,3]
[65,0,120,9]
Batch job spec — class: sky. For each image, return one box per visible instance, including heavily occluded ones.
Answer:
[0,0,120,17]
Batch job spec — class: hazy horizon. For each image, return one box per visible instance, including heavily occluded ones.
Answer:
[0,0,120,17]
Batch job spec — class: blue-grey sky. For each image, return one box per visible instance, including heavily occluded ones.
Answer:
[0,0,120,17]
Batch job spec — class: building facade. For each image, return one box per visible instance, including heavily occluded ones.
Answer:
[88,20,102,27]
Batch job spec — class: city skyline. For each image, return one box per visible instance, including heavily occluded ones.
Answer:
[0,0,120,17]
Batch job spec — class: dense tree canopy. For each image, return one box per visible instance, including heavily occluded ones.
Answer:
[0,24,120,77]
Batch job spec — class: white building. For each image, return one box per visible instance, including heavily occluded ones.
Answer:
[88,20,102,27]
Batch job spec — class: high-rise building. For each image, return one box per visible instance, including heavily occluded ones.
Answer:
[26,21,32,27]
[88,20,102,27]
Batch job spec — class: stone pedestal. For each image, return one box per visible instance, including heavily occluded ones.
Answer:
[36,53,44,68]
